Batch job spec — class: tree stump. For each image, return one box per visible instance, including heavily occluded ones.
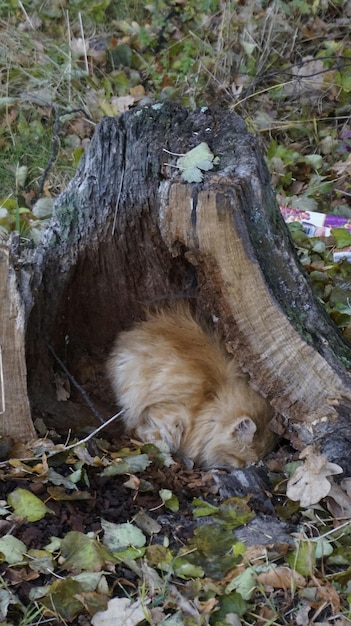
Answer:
[3,102,351,471]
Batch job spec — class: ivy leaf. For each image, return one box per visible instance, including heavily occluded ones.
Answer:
[176,142,219,183]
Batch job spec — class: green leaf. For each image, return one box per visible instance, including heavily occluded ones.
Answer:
[314,537,334,559]
[146,544,173,568]
[192,497,219,517]
[113,546,146,560]
[173,557,204,579]
[159,489,179,512]
[101,461,131,476]
[332,228,351,249]
[225,568,257,599]
[27,549,54,573]
[311,241,326,253]
[101,452,151,477]
[176,142,218,183]
[60,531,113,573]
[186,524,239,578]
[0,536,27,565]
[101,519,146,551]
[214,591,248,621]
[304,154,323,169]
[285,539,316,576]
[218,497,254,526]
[41,578,85,620]
[182,165,204,182]
[8,488,53,522]
[335,70,351,93]
[124,453,151,472]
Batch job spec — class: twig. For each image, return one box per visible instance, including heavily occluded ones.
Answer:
[37,106,89,197]
[17,0,35,29]
[61,408,125,452]
[78,12,89,75]
[47,343,106,424]
[0,408,126,467]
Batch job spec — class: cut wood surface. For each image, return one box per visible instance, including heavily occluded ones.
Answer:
[3,103,351,470]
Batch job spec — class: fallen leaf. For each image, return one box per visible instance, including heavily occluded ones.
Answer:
[159,488,179,512]
[110,95,135,113]
[0,536,27,565]
[225,568,256,599]
[8,488,53,522]
[60,531,113,574]
[332,154,351,176]
[101,519,146,552]
[286,446,342,507]
[54,372,70,401]
[91,597,149,626]
[327,481,351,517]
[257,566,306,589]
[176,142,219,183]
[130,85,145,99]
[41,578,85,620]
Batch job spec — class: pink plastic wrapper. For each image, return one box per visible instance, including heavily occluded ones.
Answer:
[280,206,351,262]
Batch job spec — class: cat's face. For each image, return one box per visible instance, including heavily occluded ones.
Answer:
[182,399,260,468]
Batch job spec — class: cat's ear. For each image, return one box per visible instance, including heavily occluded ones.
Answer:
[232,416,256,443]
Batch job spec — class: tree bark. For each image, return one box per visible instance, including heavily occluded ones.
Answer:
[4,103,351,471]
[0,245,35,442]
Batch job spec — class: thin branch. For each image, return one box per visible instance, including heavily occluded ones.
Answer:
[47,343,106,424]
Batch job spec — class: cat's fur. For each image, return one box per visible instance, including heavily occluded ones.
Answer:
[107,302,276,468]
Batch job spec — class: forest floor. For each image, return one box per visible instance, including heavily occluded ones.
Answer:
[2,0,351,624]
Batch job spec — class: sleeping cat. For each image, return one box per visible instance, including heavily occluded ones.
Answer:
[107,302,276,468]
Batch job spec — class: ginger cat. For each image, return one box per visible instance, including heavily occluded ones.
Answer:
[107,302,276,468]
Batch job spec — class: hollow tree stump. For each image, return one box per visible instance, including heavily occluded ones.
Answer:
[3,102,351,472]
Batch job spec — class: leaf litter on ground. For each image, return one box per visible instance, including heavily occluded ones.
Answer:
[0,429,351,624]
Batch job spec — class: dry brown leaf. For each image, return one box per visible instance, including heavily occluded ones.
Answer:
[111,95,135,113]
[54,372,70,402]
[287,446,343,507]
[256,605,279,625]
[197,597,218,614]
[284,56,325,101]
[257,566,306,590]
[130,85,146,99]
[326,480,351,518]
[309,577,341,613]
[244,544,268,563]
[332,154,351,177]
[123,475,141,490]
